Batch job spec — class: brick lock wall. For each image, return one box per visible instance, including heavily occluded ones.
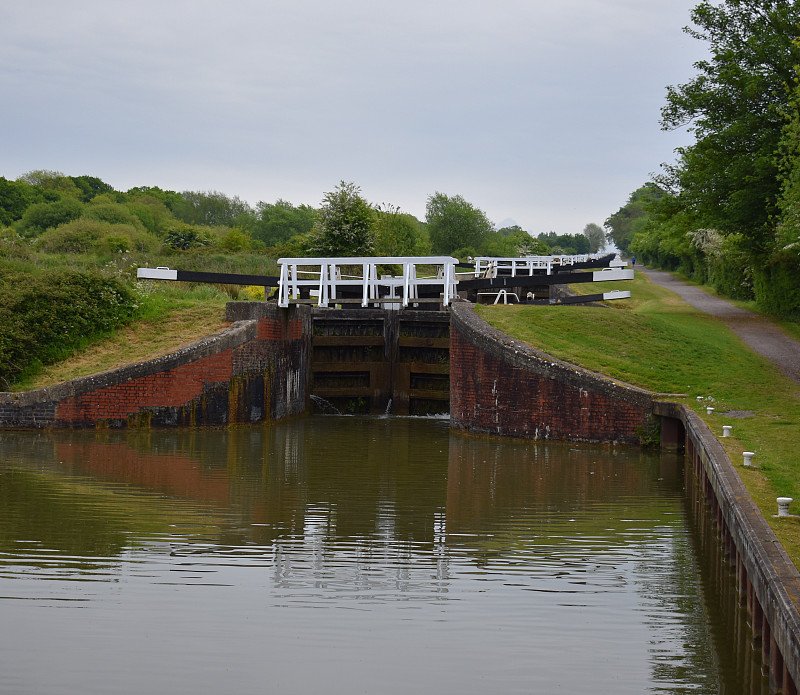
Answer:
[449,303,653,444]
[0,303,311,430]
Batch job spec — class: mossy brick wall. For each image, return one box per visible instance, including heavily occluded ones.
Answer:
[0,302,310,430]
[449,303,653,444]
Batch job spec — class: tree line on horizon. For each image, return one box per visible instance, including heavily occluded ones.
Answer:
[0,172,605,389]
[0,173,605,263]
[604,0,800,319]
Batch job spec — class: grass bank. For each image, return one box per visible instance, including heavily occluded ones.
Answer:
[477,272,800,564]
[13,283,229,391]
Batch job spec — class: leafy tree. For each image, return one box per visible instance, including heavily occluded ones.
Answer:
[536,231,591,255]
[425,192,494,255]
[582,223,606,253]
[173,190,254,227]
[777,62,800,250]
[308,181,375,256]
[125,194,174,236]
[69,175,116,202]
[253,199,316,247]
[126,186,186,214]
[219,227,253,252]
[17,197,84,237]
[373,204,429,256]
[163,225,213,250]
[659,0,800,250]
[604,184,664,253]
[0,177,44,225]
[482,226,549,256]
[16,170,82,198]
[84,196,146,230]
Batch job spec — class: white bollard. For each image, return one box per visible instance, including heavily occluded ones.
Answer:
[722,425,732,437]
[743,451,755,467]
[777,497,794,517]
[706,407,715,415]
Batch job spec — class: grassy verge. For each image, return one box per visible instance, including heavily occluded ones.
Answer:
[13,285,230,391]
[477,272,800,564]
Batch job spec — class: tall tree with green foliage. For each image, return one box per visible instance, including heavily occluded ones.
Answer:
[659,0,800,251]
[373,204,428,256]
[536,231,591,255]
[605,184,664,253]
[308,181,375,256]
[253,199,316,247]
[582,223,606,253]
[485,226,550,256]
[174,190,253,227]
[425,192,493,255]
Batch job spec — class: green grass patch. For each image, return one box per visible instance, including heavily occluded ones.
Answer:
[477,273,800,564]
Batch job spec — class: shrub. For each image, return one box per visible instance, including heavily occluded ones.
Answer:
[752,249,800,318]
[84,199,145,230]
[0,268,139,388]
[163,225,213,250]
[18,197,84,237]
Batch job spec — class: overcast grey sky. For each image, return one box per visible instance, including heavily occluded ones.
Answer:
[1,0,705,235]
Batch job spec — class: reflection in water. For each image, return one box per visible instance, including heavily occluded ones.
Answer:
[0,418,768,694]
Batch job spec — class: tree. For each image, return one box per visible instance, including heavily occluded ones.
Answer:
[777,61,800,249]
[604,184,664,253]
[536,231,591,255]
[69,175,115,202]
[173,190,253,227]
[373,204,428,256]
[308,181,375,256]
[659,0,800,250]
[582,223,605,253]
[16,170,82,198]
[425,192,494,255]
[253,199,316,247]
[17,197,84,237]
[0,177,44,225]
[483,226,549,256]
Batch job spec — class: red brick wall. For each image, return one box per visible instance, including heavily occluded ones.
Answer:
[54,350,235,426]
[0,303,311,430]
[449,304,653,444]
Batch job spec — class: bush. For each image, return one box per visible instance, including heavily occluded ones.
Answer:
[36,218,104,253]
[0,268,140,388]
[163,225,213,250]
[84,199,145,230]
[752,249,800,318]
[706,233,754,300]
[18,197,84,237]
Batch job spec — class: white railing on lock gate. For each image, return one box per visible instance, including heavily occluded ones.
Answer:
[472,254,596,278]
[276,257,459,308]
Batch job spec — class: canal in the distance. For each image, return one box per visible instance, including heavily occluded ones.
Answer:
[0,416,768,694]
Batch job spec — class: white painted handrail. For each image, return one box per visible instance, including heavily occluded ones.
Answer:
[276,256,459,308]
[472,254,599,277]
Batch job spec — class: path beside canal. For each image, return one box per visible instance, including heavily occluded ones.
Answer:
[639,266,800,384]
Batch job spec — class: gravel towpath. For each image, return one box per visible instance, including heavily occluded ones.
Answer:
[639,266,800,384]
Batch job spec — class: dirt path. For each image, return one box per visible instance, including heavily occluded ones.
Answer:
[639,266,800,384]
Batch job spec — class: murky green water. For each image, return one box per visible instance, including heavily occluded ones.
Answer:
[0,417,767,694]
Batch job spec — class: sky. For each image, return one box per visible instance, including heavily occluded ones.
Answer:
[1,0,707,235]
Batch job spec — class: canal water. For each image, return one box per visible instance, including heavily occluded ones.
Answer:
[0,416,768,694]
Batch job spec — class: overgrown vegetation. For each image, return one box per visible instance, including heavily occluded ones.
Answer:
[605,0,800,320]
